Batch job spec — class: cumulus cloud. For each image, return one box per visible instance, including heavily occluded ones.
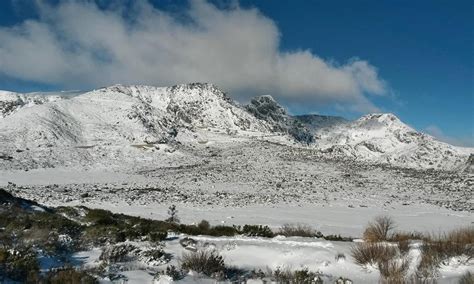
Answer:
[0,0,386,111]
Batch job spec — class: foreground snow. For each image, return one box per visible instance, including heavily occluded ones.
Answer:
[65,234,472,284]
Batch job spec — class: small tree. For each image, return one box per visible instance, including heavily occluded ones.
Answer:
[166,205,180,224]
[363,216,396,242]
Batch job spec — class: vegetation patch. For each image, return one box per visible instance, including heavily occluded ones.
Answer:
[278,223,322,238]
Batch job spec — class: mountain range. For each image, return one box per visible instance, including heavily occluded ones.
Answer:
[0,83,472,171]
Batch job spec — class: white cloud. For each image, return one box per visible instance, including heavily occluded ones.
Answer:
[0,0,386,111]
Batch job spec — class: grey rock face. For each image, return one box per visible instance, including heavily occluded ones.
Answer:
[245,95,315,144]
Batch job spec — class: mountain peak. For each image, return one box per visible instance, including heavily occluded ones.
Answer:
[358,113,400,123]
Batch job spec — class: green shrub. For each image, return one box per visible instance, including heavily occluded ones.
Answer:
[148,231,168,242]
[208,225,238,236]
[85,209,117,226]
[45,268,97,284]
[323,234,353,242]
[0,246,39,282]
[278,224,322,238]
[241,225,274,238]
[181,249,225,277]
[198,220,211,232]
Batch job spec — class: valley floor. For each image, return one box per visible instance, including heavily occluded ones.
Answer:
[1,137,472,283]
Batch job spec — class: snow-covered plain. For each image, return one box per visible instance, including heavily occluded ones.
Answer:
[0,83,473,283]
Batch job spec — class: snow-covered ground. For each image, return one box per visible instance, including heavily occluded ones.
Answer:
[0,84,472,283]
[63,234,472,284]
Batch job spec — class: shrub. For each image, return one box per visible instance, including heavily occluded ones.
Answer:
[323,234,353,242]
[198,220,211,232]
[351,243,398,267]
[416,243,440,279]
[44,268,97,284]
[99,243,138,263]
[363,216,396,242]
[208,225,238,236]
[390,231,425,242]
[459,271,474,284]
[148,231,168,242]
[416,226,474,278]
[377,257,411,283]
[241,225,274,238]
[0,246,39,282]
[179,237,198,249]
[273,267,322,284]
[181,249,225,277]
[397,239,410,256]
[278,223,322,238]
[85,209,117,226]
[334,277,353,284]
[160,265,183,281]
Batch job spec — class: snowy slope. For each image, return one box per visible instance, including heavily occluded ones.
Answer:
[313,113,472,170]
[0,84,472,171]
[0,83,273,170]
[0,90,81,118]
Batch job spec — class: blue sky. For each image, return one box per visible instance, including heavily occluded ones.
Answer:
[0,0,472,146]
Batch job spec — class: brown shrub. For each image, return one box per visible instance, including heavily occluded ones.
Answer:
[351,242,398,267]
[378,257,411,283]
[363,216,396,242]
[416,226,474,279]
[459,271,474,284]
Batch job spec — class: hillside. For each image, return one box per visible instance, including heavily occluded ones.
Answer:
[0,83,472,171]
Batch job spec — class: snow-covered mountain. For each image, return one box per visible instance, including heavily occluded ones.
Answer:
[0,83,471,171]
[0,90,82,118]
[312,113,472,170]
[0,83,273,169]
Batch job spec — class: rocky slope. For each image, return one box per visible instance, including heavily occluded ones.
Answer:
[312,113,472,170]
[0,83,471,171]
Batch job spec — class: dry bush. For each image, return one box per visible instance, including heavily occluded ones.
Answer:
[351,242,398,267]
[363,216,396,242]
[390,231,426,242]
[278,223,321,238]
[378,257,411,283]
[416,243,440,280]
[397,238,410,256]
[425,226,473,261]
[416,226,473,279]
[181,249,225,277]
[459,271,474,284]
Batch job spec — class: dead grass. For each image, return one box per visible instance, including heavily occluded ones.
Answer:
[351,242,398,267]
[378,257,411,283]
[416,226,473,279]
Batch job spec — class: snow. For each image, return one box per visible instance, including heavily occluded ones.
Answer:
[0,83,472,283]
[1,84,471,171]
